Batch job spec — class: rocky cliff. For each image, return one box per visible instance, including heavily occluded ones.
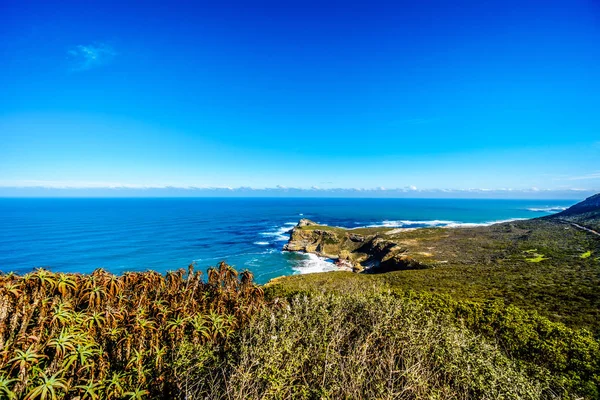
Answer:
[283,219,431,273]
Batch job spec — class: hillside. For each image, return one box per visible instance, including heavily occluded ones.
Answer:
[264,195,600,397]
[547,193,600,232]
[277,196,600,331]
[2,265,599,399]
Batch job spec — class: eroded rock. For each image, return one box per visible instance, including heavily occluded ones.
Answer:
[284,221,431,273]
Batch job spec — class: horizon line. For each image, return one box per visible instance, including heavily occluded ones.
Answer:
[0,185,597,192]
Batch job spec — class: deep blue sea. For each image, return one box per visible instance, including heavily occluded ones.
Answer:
[0,198,576,283]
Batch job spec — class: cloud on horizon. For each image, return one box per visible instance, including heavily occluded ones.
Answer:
[0,182,596,199]
[68,43,116,71]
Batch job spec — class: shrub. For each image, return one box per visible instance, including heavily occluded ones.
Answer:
[0,263,264,399]
[176,292,546,399]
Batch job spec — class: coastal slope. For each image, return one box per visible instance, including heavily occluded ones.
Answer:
[280,195,600,330]
[546,192,600,232]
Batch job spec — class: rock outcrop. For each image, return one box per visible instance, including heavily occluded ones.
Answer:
[283,222,344,258]
[297,218,319,227]
[284,221,430,273]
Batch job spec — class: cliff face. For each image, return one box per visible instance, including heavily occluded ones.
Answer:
[283,219,362,257]
[283,219,430,273]
[283,226,344,257]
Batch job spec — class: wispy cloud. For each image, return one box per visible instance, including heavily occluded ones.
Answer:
[68,43,116,71]
[563,172,600,181]
[0,180,148,189]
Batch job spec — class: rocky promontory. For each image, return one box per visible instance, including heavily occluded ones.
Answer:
[283,219,431,273]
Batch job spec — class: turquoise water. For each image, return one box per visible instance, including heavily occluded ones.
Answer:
[0,198,575,283]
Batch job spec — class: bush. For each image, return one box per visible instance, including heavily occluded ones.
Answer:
[0,263,264,399]
[267,273,600,398]
[177,292,547,399]
[402,291,600,398]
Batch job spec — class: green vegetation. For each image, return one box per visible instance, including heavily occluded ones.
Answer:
[547,193,600,232]
[265,278,600,399]
[1,261,599,399]
[581,251,592,259]
[524,251,549,262]
[177,292,550,399]
[0,263,264,399]
[286,219,600,331]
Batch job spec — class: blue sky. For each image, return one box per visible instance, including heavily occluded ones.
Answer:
[1,0,599,197]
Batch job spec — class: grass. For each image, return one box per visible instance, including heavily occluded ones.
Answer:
[523,249,549,262]
[298,224,395,236]
[581,251,592,259]
[525,254,549,262]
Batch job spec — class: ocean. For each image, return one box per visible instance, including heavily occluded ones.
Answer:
[0,198,576,283]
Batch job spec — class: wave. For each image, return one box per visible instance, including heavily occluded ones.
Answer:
[292,253,338,274]
[367,218,526,229]
[374,219,454,227]
[192,248,277,263]
[443,218,526,227]
[526,206,567,213]
[259,225,293,242]
[245,258,260,268]
[254,241,270,246]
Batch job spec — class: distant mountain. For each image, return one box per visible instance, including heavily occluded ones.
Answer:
[549,193,600,231]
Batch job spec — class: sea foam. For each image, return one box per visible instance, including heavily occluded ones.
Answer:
[367,218,526,229]
[526,206,567,212]
[259,224,294,242]
[292,253,338,274]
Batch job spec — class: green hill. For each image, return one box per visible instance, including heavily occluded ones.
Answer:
[547,193,600,232]
[276,199,600,331]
